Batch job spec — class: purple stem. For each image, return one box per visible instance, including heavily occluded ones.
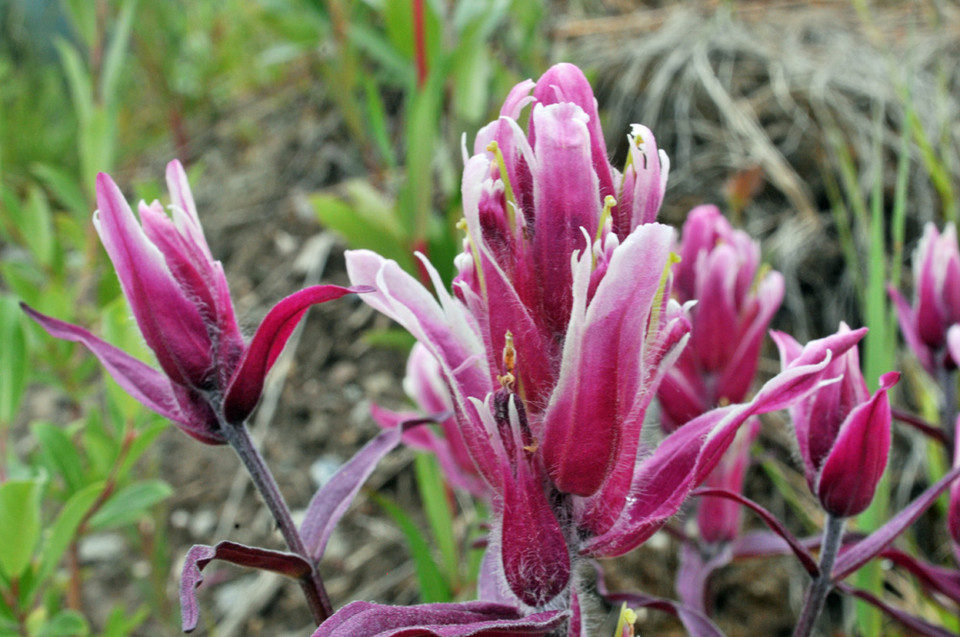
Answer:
[890,408,949,448]
[220,420,333,624]
[793,514,845,637]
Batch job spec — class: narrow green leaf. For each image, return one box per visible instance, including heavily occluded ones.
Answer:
[87,480,172,531]
[363,76,397,167]
[0,296,27,425]
[31,423,85,493]
[31,163,90,218]
[115,421,167,483]
[370,491,451,602]
[62,0,97,49]
[30,482,103,604]
[99,0,138,108]
[311,192,416,274]
[0,480,44,578]
[55,40,93,126]
[79,108,116,189]
[414,453,458,587]
[23,186,57,267]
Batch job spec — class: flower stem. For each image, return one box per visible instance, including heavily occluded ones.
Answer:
[793,514,845,637]
[221,421,333,624]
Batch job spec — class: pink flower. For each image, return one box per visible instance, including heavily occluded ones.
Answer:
[890,222,960,375]
[658,204,784,431]
[773,324,899,517]
[24,161,362,444]
[348,63,860,614]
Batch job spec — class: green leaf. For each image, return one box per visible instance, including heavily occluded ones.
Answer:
[0,296,27,425]
[0,480,44,578]
[414,453,458,587]
[99,0,138,109]
[370,491,450,602]
[310,191,416,274]
[79,107,116,189]
[22,186,57,267]
[100,605,148,637]
[115,421,166,483]
[55,40,93,126]
[363,76,397,167]
[362,327,416,351]
[31,423,86,493]
[87,480,172,531]
[62,0,97,49]
[449,23,491,123]
[100,297,154,422]
[31,163,89,218]
[33,609,89,637]
[30,483,103,605]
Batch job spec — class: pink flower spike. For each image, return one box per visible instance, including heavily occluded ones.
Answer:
[890,222,960,374]
[27,162,364,444]
[817,371,899,517]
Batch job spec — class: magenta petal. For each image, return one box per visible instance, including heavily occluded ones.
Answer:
[542,223,674,496]
[94,173,212,387]
[816,372,898,517]
[309,601,568,637]
[180,541,313,632]
[532,63,616,207]
[164,160,212,260]
[222,284,362,424]
[300,417,431,559]
[499,457,571,606]
[889,284,934,372]
[20,303,226,443]
[832,463,960,579]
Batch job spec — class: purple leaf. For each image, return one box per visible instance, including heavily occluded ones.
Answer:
[301,416,440,559]
[180,541,313,632]
[676,541,732,613]
[878,547,960,605]
[833,464,960,579]
[692,487,819,576]
[308,601,568,637]
[222,284,367,423]
[836,583,958,637]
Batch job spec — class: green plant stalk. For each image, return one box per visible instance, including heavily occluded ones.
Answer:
[414,452,459,592]
[853,109,894,637]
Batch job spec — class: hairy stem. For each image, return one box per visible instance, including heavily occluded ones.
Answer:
[220,421,333,624]
[794,514,845,637]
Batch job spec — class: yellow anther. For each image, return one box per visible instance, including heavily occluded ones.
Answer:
[614,602,638,637]
[486,140,518,233]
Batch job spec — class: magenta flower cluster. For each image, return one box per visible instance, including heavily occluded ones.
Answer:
[25,63,960,637]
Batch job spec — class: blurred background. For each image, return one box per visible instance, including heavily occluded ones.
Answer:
[1,1,959,635]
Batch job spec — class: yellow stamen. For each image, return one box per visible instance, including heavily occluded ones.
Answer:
[595,195,618,246]
[485,141,520,233]
[613,602,639,637]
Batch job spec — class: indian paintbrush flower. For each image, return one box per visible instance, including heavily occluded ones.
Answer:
[889,222,960,376]
[772,323,899,518]
[346,62,863,627]
[658,204,783,547]
[23,160,362,443]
